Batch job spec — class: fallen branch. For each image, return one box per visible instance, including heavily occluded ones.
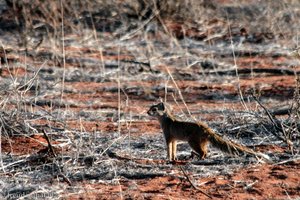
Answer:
[273,156,300,165]
[105,149,131,161]
[191,159,223,166]
[1,159,27,171]
[119,172,167,180]
[271,106,292,116]
[206,68,297,76]
[179,166,212,199]
[120,60,150,67]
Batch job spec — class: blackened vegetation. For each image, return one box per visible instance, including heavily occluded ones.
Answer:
[0,0,300,199]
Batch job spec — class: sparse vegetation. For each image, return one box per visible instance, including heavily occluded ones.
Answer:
[0,0,299,199]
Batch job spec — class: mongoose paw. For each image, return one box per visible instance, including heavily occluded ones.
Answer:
[166,160,176,165]
[189,151,206,160]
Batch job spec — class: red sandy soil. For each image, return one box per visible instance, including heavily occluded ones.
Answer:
[2,119,299,200]
[1,3,300,198]
[1,134,61,155]
[65,160,300,200]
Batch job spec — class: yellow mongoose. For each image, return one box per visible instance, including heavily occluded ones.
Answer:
[147,102,272,162]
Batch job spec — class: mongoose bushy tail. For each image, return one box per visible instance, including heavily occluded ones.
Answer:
[197,121,272,162]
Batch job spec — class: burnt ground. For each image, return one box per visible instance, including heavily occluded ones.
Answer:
[0,0,300,199]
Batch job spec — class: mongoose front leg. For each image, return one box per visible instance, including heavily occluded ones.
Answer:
[167,140,173,161]
[171,141,177,160]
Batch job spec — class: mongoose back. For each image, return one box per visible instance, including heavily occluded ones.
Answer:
[147,102,271,162]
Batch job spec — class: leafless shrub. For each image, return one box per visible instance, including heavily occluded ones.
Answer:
[0,111,29,137]
[286,76,300,149]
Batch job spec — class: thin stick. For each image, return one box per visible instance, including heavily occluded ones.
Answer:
[165,66,193,118]
[164,76,169,103]
[42,129,57,157]
[273,156,300,165]
[54,161,72,186]
[226,13,248,111]
[1,159,26,171]
[120,60,150,67]
[17,60,48,92]
[59,0,66,116]
[87,5,105,75]
[179,166,212,199]
[0,42,14,81]
[253,96,281,129]
[0,124,5,173]
[99,135,127,157]
[58,172,72,186]
[117,45,121,136]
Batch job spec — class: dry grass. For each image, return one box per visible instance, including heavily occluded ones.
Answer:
[0,0,299,199]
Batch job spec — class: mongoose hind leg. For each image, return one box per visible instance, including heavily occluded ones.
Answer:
[188,139,208,160]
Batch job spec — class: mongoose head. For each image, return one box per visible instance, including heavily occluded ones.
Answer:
[147,102,165,117]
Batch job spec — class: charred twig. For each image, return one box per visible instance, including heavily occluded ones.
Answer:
[119,172,167,180]
[271,106,292,116]
[104,150,170,167]
[191,159,223,166]
[179,166,212,199]
[206,68,297,76]
[120,59,150,67]
[57,171,72,186]
[105,149,131,161]
[42,129,57,157]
